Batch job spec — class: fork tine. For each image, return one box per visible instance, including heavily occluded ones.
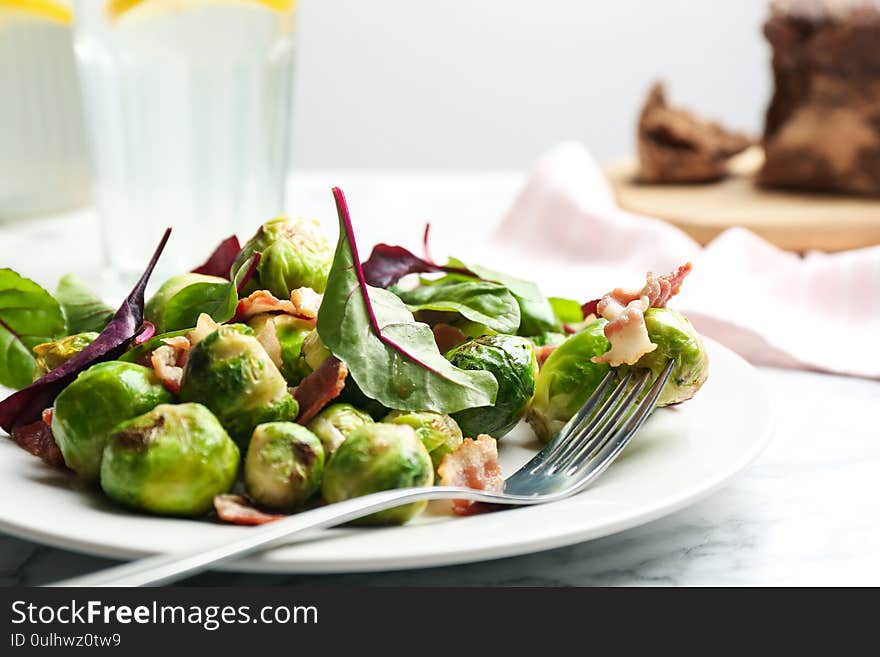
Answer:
[566,359,674,484]
[552,369,653,474]
[526,370,622,475]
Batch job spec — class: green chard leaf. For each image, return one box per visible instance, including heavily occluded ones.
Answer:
[0,269,67,389]
[548,297,585,325]
[55,274,114,334]
[395,278,521,334]
[317,188,498,414]
[447,258,560,336]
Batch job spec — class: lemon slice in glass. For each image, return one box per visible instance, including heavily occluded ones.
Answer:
[0,0,72,25]
[107,0,295,22]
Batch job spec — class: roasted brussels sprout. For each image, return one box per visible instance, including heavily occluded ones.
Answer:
[244,422,324,511]
[307,403,374,458]
[179,324,298,446]
[298,329,331,372]
[382,410,463,471]
[321,423,433,525]
[52,362,173,481]
[531,331,567,347]
[621,307,709,406]
[446,335,537,439]
[32,332,98,378]
[144,273,235,333]
[233,216,333,298]
[100,403,240,516]
[527,320,611,443]
[248,314,312,384]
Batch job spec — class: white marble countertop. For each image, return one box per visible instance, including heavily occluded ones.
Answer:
[2,172,878,586]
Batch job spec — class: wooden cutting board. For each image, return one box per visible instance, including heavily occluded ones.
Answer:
[604,148,880,252]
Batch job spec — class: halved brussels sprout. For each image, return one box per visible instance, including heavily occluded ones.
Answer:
[527,320,611,443]
[321,423,433,525]
[179,324,298,447]
[32,332,99,378]
[382,410,463,471]
[299,329,331,373]
[248,314,312,384]
[52,361,174,481]
[233,216,333,298]
[621,307,709,406]
[144,273,236,333]
[307,403,374,458]
[100,403,240,516]
[446,335,537,439]
[244,422,324,511]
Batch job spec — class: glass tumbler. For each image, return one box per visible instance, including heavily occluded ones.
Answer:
[0,0,90,218]
[73,0,297,283]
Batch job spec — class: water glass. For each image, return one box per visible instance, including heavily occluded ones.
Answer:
[73,0,297,282]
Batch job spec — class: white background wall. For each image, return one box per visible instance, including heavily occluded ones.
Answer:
[289,0,772,170]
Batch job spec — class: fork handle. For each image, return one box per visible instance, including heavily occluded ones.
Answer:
[49,486,503,587]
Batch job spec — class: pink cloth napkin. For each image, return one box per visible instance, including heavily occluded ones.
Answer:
[495,142,880,379]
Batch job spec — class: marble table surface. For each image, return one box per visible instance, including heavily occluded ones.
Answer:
[2,172,878,586]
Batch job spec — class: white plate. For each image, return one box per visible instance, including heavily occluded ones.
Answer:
[0,338,774,573]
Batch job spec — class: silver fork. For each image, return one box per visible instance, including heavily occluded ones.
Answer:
[51,360,673,587]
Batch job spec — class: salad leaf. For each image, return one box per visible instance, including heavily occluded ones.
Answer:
[361,244,451,288]
[0,269,66,389]
[549,297,585,325]
[191,235,241,279]
[0,228,171,433]
[395,278,521,334]
[55,274,114,334]
[317,188,498,415]
[447,259,560,336]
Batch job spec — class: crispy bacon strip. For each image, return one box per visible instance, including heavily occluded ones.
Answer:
[535,344,557,367]
[214,494,285,526]
[293,356,348,425]
[438,434,504,516]
[592,263,692,367]
[232,287,322,326]
[10,417,67,470]
[150,336,191,394]
[187,313,220,345]
[432,323,468,354]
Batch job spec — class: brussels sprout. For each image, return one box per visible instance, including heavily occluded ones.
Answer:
[299,330,331,373]
[233,216,333,298]
[52,362,173,481]
[446,335,537,439]
[382,410,463,471]
[621,307,709,406]
[144,273,236,333]
[248,314,312,384]
[307,403,374,458]
[244,422,324,511]
[179,324,298,447]
[32,332,99,378]
[527,320,611,443]
[531,331,567,347]
[101,403,240,516]
[321,423,433,525]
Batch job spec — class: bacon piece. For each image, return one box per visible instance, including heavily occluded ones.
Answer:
[187,313,221,345]
[438,434,504,516]
[433,323,468,353]
[535,344,558,367]
[10,418,68,469]
[233,288,321,325]
[288,287,322,321]
[253,317,284,369]
[150,336,191,394]
[214,494,285,526]
[591,263,692,367]
[293,357,348,425]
